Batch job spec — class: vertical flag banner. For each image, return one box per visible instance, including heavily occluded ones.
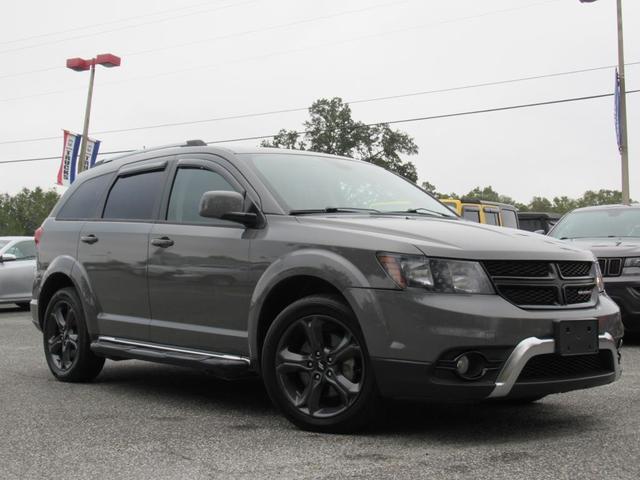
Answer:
[57,130,81,186]
[57,130,101,185]
[82,138,101,171]
[614,69,623,152]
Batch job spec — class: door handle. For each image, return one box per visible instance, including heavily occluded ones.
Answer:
[151,237,174,248]
[80,234,98,245]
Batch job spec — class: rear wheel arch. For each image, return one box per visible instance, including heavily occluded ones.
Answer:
[38,272,75,329]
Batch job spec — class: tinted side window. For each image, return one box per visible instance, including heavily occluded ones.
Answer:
[484,210,500,225]
[462,207,480,222]
[58,174,113,220]
[501,209,518,228]
[520,218,541,232]
[6,240,36,260]
[167,167,237,224]
[103,170,165,220]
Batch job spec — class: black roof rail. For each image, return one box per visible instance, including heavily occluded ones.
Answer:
[94,140,208,166]
[182,139,207,147]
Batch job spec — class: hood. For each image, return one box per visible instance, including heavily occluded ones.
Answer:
[296,215,594,261]
[561,237,640,258]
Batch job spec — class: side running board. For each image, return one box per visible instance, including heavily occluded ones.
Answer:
[91,336,252,379]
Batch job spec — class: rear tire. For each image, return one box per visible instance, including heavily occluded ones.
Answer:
[42,287,104,382]
[262,294,379,433]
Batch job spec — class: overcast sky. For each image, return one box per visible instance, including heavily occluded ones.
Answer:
[0,0,638,202]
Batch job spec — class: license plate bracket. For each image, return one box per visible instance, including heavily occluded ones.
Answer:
[554,320,598,356]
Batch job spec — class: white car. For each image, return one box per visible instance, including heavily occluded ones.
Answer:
[0,236,36,310]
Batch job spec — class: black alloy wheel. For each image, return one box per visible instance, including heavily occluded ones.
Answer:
[45,299,80,373]
[262,295,379,433]
[275,315,364,418]
[43,287,104,382]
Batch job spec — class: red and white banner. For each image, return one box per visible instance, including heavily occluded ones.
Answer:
[56,130,101,186]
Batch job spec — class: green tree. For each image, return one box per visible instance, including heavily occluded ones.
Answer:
[420,181,438,195]
[550,196,578,214]
[262,97,419,182]
[0,188,60,236]
[527,196,554,212]
[577,189,625,208]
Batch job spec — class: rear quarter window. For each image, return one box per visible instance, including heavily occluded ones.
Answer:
[57,173,113,220]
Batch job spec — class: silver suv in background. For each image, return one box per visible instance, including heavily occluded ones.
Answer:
[0,236,36,309]
[550,204,640,334]
[30,142,623,432]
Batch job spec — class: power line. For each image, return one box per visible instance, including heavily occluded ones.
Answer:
[1,60,637,147]
[0,0,260,56]
[122,0,416,58]
[0,0,412,80]
[2,89,637,165]
[0,0,217,46]
[0,0,561,100]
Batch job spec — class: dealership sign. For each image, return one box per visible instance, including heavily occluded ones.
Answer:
[56,130,101,186]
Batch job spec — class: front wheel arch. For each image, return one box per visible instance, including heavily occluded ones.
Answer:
[254,275,352,370]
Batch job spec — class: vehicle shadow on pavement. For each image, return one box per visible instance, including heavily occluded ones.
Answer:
[623,333,640,346]
[93,360,608,442]
[0,305,24,314]
[370,398,601,443]
[96,361,275,415]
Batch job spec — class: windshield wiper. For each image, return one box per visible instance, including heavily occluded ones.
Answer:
[384,208,456,218]
[289,207,381,215]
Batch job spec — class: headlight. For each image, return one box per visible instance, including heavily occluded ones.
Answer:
[622,257,640,276]
[377,253,494,294]
[594,260,605,292]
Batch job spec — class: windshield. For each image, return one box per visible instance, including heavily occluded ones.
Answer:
[0,240,9,251]
[550,208,640,239]
[243,153,454,216]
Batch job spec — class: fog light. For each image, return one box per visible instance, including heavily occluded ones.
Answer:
[453,352,487,380]
[456,355,470,376]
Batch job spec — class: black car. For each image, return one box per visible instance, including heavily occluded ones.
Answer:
[519,212,561,234]
[550,204,640,333]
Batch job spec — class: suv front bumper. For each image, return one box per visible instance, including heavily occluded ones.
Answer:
[348,288,623,401]
[488,332,620,398]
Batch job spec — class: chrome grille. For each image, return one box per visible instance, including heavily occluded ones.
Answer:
[483,261,550,278]
[565,285,596,304]
[497,286,559,306]
[598,257,623,277]
[483,260,597,309]
[557,261,592,278]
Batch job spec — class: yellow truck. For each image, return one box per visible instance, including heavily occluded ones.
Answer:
[441,198,519,228]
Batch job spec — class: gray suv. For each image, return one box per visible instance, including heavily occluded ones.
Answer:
[31,142,623,432]
[549,204,640,334]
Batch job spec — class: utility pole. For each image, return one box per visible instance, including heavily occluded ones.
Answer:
[580,0,630,203]
[615,0,630,204]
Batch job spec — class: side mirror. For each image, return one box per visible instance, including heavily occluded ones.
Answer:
[533,229,546,235]
[199,190,259,227]
[0,253,17,263]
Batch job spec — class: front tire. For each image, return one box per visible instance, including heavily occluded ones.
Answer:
[261,295,379,433]
[42,287,104,382]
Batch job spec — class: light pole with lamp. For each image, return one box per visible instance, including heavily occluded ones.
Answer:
[66,53,121,174]
[580,0,630,204]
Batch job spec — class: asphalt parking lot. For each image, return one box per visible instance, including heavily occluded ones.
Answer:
[1,305,639,480]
